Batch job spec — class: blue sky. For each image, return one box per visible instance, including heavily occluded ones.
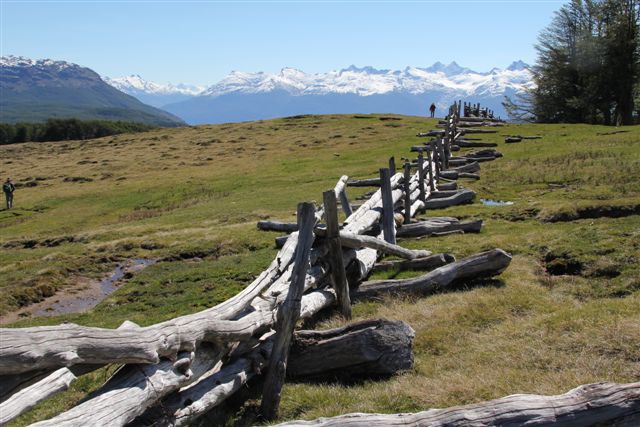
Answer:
[1,0,563,85]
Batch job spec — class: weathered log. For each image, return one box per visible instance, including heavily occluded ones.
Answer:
[371,253,455,273]
[288,319,414,380]
[0,368,76,425]
[30,346,223,427]
[431,230,465,236]
[456,140,498,148]
[464,155,495,162]
[465,149,503,158]
[274,381,640,427]
[354,249,512,299]
[348,177,380,187]
[379,168,396,245]
[461,128,498,134]
[439,170,458,180]
[426,190,459,199]
[258,220,298,233]
[450,161,480,173]
[505,136,523,143]
[323,191,351,319]
[133,319,414,427]
[396,219,482,238]
[424,189,475,209]
[435,181,457,191]
[458,172,480,180]
[338,232,430,260]
[261,202,316,420]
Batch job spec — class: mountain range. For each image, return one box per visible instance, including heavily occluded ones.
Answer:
[1,55,533,126]
[106,61,533,124]
[0,56,185,126]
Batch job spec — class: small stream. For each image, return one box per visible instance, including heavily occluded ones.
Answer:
[34,258,156,317]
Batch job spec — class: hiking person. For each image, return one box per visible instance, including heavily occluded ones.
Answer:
[3,178,15,209]
[429,103,436,118]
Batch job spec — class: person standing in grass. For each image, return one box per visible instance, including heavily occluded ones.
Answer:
[429,103,436,118]
[3,178,15,209]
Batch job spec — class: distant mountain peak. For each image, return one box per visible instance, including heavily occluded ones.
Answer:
[1,55,77,71]
[507,60,529,71]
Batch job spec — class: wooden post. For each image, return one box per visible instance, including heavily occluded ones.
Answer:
[260,202,316,421]
[417,152,426,203]
[322,190,351,319]
[388,156,396,175]
[379,168,396,245]
[438,138,447,171]
[427,150,435,192]
[338,189,353,218]
[403,162,411,225]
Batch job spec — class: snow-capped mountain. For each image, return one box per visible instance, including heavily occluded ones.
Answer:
[0,55,185,126]
[199,61,532,98]
[103,75,205,108]
[103,61,533,124]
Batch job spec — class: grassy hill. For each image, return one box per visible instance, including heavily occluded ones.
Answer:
[0,114,638,425]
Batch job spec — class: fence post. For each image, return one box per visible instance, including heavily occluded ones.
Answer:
[260,202,316,421]
[388,156,396,175]
[379,168,396,245]
[323,190,351,319]
[418,152,426,203]
[428,151,436,192]
[403,162,412,225]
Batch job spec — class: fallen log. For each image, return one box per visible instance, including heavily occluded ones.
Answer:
[133,319,415,427]
[338,232,431,260]
[456,140,498,148]
[449,161,480,174]
[0,368,76,425]
[371,253,455,273]
[465,149,503,158]
[426,190,459,199]
[354,249,512,299]
[458,172,480,180]
[461,128,498,134]
[348,178,380,187]
[396,219,482,238]
[505,136,522,143]
[274,381,640,427]
[288,319,414,380]
[435,181,457,191]
[424,189,475,209]
[432,230,464,237]
[258,220,298,233]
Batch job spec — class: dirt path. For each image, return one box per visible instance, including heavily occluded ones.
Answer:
[0,259,155,325]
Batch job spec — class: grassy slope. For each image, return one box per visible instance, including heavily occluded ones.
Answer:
[0,115,638,426]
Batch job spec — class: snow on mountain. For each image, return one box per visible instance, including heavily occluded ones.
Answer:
[104,75,205,96]
[198,61,533,98]
[1,55,76,72]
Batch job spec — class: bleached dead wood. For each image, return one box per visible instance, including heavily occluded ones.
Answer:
[460,128,498,134]
[0,368,76,425]
[274,381,640,427]
[372,253,455,273]
[288,319,414,380]
[450,161,480,173]
[424,189,475,209]
[261,202,316,420]
[354,249,512,299]
[258,220,298,233]
[396,220,482,238]
[339,232,431,260]
[456,140,498,148]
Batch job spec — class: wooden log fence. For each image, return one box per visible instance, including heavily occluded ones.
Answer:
[0,99,622,427]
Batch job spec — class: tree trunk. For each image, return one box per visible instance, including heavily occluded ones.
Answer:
[424,189,475,209]
[371,253,455,273]
[396,220,482,238]
[354,249,512,299]
[273,381,640,426]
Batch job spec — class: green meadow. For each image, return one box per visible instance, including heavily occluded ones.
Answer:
[1,114,639,425]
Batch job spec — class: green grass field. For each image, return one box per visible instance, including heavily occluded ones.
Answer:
[1,114,639,426]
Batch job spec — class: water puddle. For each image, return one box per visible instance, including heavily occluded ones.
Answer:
[481,199,514,206]
[1,259,155,324]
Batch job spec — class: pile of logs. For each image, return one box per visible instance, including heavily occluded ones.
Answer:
[0,99,630,427]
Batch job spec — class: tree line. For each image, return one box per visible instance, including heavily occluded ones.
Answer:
[0,118,155,145]
[505,0,639,125]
